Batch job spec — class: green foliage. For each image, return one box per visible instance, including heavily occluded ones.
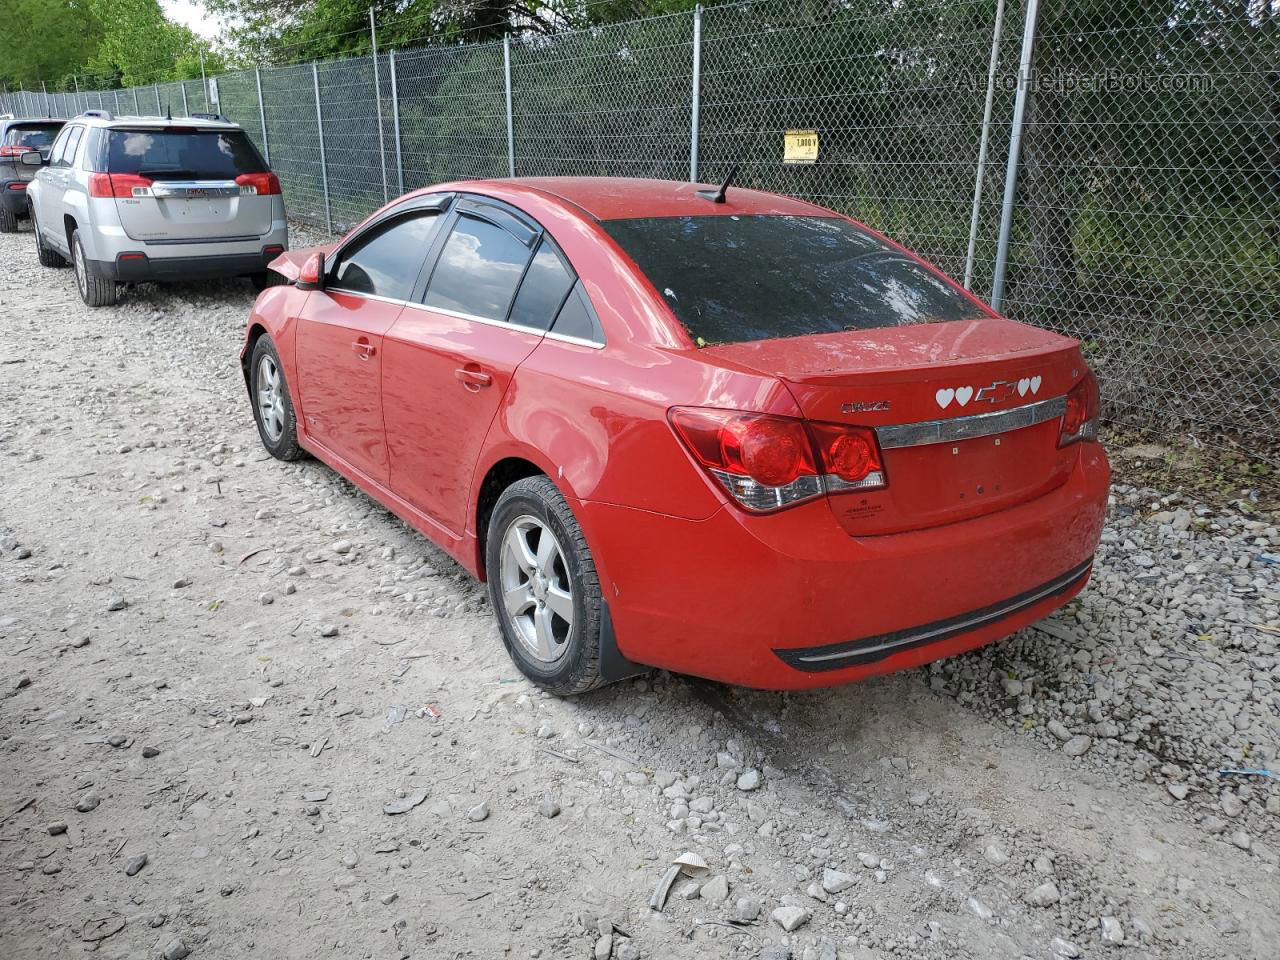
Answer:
[0,0,103,89]
[85,0,219,86]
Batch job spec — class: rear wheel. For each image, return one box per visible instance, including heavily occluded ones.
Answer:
[486,476,608,695]
[31,208,66,267]
[249,335,304,461]
[0,205,16,233]
[71,230,117,307]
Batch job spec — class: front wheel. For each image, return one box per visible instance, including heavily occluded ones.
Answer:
[249,335,304,461]
[486,476,608,695]
[71,229,117,306]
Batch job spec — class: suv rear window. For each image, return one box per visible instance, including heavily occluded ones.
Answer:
[4,123,64,150]
[106,128,267,180]
[603,215,989,345]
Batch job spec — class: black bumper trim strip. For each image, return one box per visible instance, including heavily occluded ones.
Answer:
[773,556,1095,672]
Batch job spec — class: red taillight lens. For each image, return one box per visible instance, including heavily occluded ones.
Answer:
[1059,372,1100,447]
[88,173,153,199]
[5,182,26,191]
[0,145,34,157]
[669,407,886,512]
[236,172,281,196]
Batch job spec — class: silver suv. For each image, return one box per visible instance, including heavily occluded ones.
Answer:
[26,110,289,306]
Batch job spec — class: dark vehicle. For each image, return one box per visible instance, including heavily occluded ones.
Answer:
[0,115,65,232]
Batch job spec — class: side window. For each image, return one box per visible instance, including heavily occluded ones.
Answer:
[329,212,440,301]
[422,214,533,321]
[507,239,575,332]
[59,127,84,168]
[551,282,605,345]
[47,127,72,166]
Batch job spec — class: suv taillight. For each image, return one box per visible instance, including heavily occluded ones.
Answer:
[89,173,154,198]
[0,145,34,157]
[669,407,886,513]
[236,172,281,196]
[1059,371,1100,447]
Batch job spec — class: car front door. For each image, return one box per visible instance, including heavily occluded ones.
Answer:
[294,207,445,485]
[383,199,576,535]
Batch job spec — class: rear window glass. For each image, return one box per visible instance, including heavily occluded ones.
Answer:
[4,123,63,150]
[603,215,989,345]
[106,129,267,180]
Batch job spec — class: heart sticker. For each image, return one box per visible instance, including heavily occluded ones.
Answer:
[935,388,955,409]
[1017,378,1030,397]
[1030,376,1042,394]
[955,386,974,407]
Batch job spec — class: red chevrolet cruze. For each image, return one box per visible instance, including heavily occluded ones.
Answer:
[241,177,1109,694]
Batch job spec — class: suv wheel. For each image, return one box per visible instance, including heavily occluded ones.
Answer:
[31,208,67,267]
[0,204,16,234]
[249,335,304,461]
[486,476,609,696]
[71,229,118,307]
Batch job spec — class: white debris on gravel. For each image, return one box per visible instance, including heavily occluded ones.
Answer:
[0,222,1276,960]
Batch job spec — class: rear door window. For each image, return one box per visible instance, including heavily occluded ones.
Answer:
[329,212,441,302]
[507,239,575,332]
[422,214,534,321]
[4,123,64,152]
[603,215,990,345]
[106,128,267,180]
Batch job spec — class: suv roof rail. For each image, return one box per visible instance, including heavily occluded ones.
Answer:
[80,109,113,121]
[188,112,231,123]
[0,113,13,121]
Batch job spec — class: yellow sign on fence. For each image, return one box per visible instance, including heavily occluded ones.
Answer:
[784,129,819,164]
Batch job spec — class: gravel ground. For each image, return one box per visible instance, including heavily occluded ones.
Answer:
[1,220,1277,960]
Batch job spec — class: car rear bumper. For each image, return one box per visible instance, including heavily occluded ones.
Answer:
[86,246,286,283]
[581,443,1109,690]
[1,182,30,216]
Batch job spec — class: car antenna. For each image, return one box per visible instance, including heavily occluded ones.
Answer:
[696,164,739,204]
[166,101,172,121]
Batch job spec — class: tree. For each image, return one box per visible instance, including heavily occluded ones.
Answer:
[0,0,103,90]
[85,0,218,86]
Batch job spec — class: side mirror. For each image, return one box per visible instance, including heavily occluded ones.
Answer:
[296,252,325,291]
[20,151,42,167]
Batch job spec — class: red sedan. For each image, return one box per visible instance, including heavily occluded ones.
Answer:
[241,177,1109,693]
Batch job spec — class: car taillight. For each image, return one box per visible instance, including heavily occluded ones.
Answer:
[88,173,153,198]
[669,407,886,513]
[1059,372,1100,447]
[0,145,34,157]
[236,172,281,196]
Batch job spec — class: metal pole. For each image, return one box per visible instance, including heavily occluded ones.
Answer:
[255,68,270,164]
[689,4,702,182]
[390,50,404,195]
[41,81,48,117]
[370,8,389,203]
[153,84,159,115]
[963,0,1006,291]
[313,62,333,234]
[181,81,189,117]
[132,87,140,115]
[990,0,1040,312]
[503,36,515,177]
[199,52,208,111]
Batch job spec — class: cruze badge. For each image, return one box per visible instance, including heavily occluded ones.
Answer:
[841,400,891,413]
[935,376,1041,409]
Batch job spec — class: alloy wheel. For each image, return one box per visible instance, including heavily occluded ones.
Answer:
[499,515,574,663]
[256,353,285,442]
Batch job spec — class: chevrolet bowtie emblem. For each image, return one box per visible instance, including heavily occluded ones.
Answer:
[974,380,1019,404]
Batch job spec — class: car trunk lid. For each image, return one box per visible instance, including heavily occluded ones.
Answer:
[702,319,1088,535]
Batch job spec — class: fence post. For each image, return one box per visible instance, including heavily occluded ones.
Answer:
[390,50,404,195]
[963,0,1006,291]
[313,62,333,234]
[255,68,270,164]
[181,81,189,117]
[689,4,702,182]
[132,87,140,115]
[990,0,1040,312]
[503,36,515,177]
[199,52,209,111]
[153,85,160,116]
[370,8,389,204]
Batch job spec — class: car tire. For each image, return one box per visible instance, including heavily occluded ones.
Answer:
[0,205,16,233]
[71,229,117,307]
[31,208,67,268]
[250,270,286,293]
[249,335,305,461]
[486,476,609,696]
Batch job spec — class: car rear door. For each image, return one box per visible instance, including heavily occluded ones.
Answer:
[294,205,447,484]
[102,126,274,242]
[383,198,573,535]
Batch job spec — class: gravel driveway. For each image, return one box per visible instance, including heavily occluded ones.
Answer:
[1,222,1276,960]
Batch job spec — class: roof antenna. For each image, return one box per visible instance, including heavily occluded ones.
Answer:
[697,164,739,204]
[166,101,172,121]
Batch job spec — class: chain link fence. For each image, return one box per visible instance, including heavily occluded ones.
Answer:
[2,0,1277,454]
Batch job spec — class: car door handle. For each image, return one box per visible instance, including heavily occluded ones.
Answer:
[352,340,375,360]
[455,366,492,391]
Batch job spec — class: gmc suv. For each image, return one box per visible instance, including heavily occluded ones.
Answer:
[0,115,65,232]
[26,110,289,306]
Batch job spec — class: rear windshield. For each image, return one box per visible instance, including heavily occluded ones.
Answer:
[106,128,267,180]
[4,123,64,150]
[603,215,989,345]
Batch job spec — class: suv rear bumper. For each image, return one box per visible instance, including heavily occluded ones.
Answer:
[86,247,285,283]
[1,182,31,217]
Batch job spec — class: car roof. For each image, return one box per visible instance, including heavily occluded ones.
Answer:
[71,114,242,130]
[475,177,833,221]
